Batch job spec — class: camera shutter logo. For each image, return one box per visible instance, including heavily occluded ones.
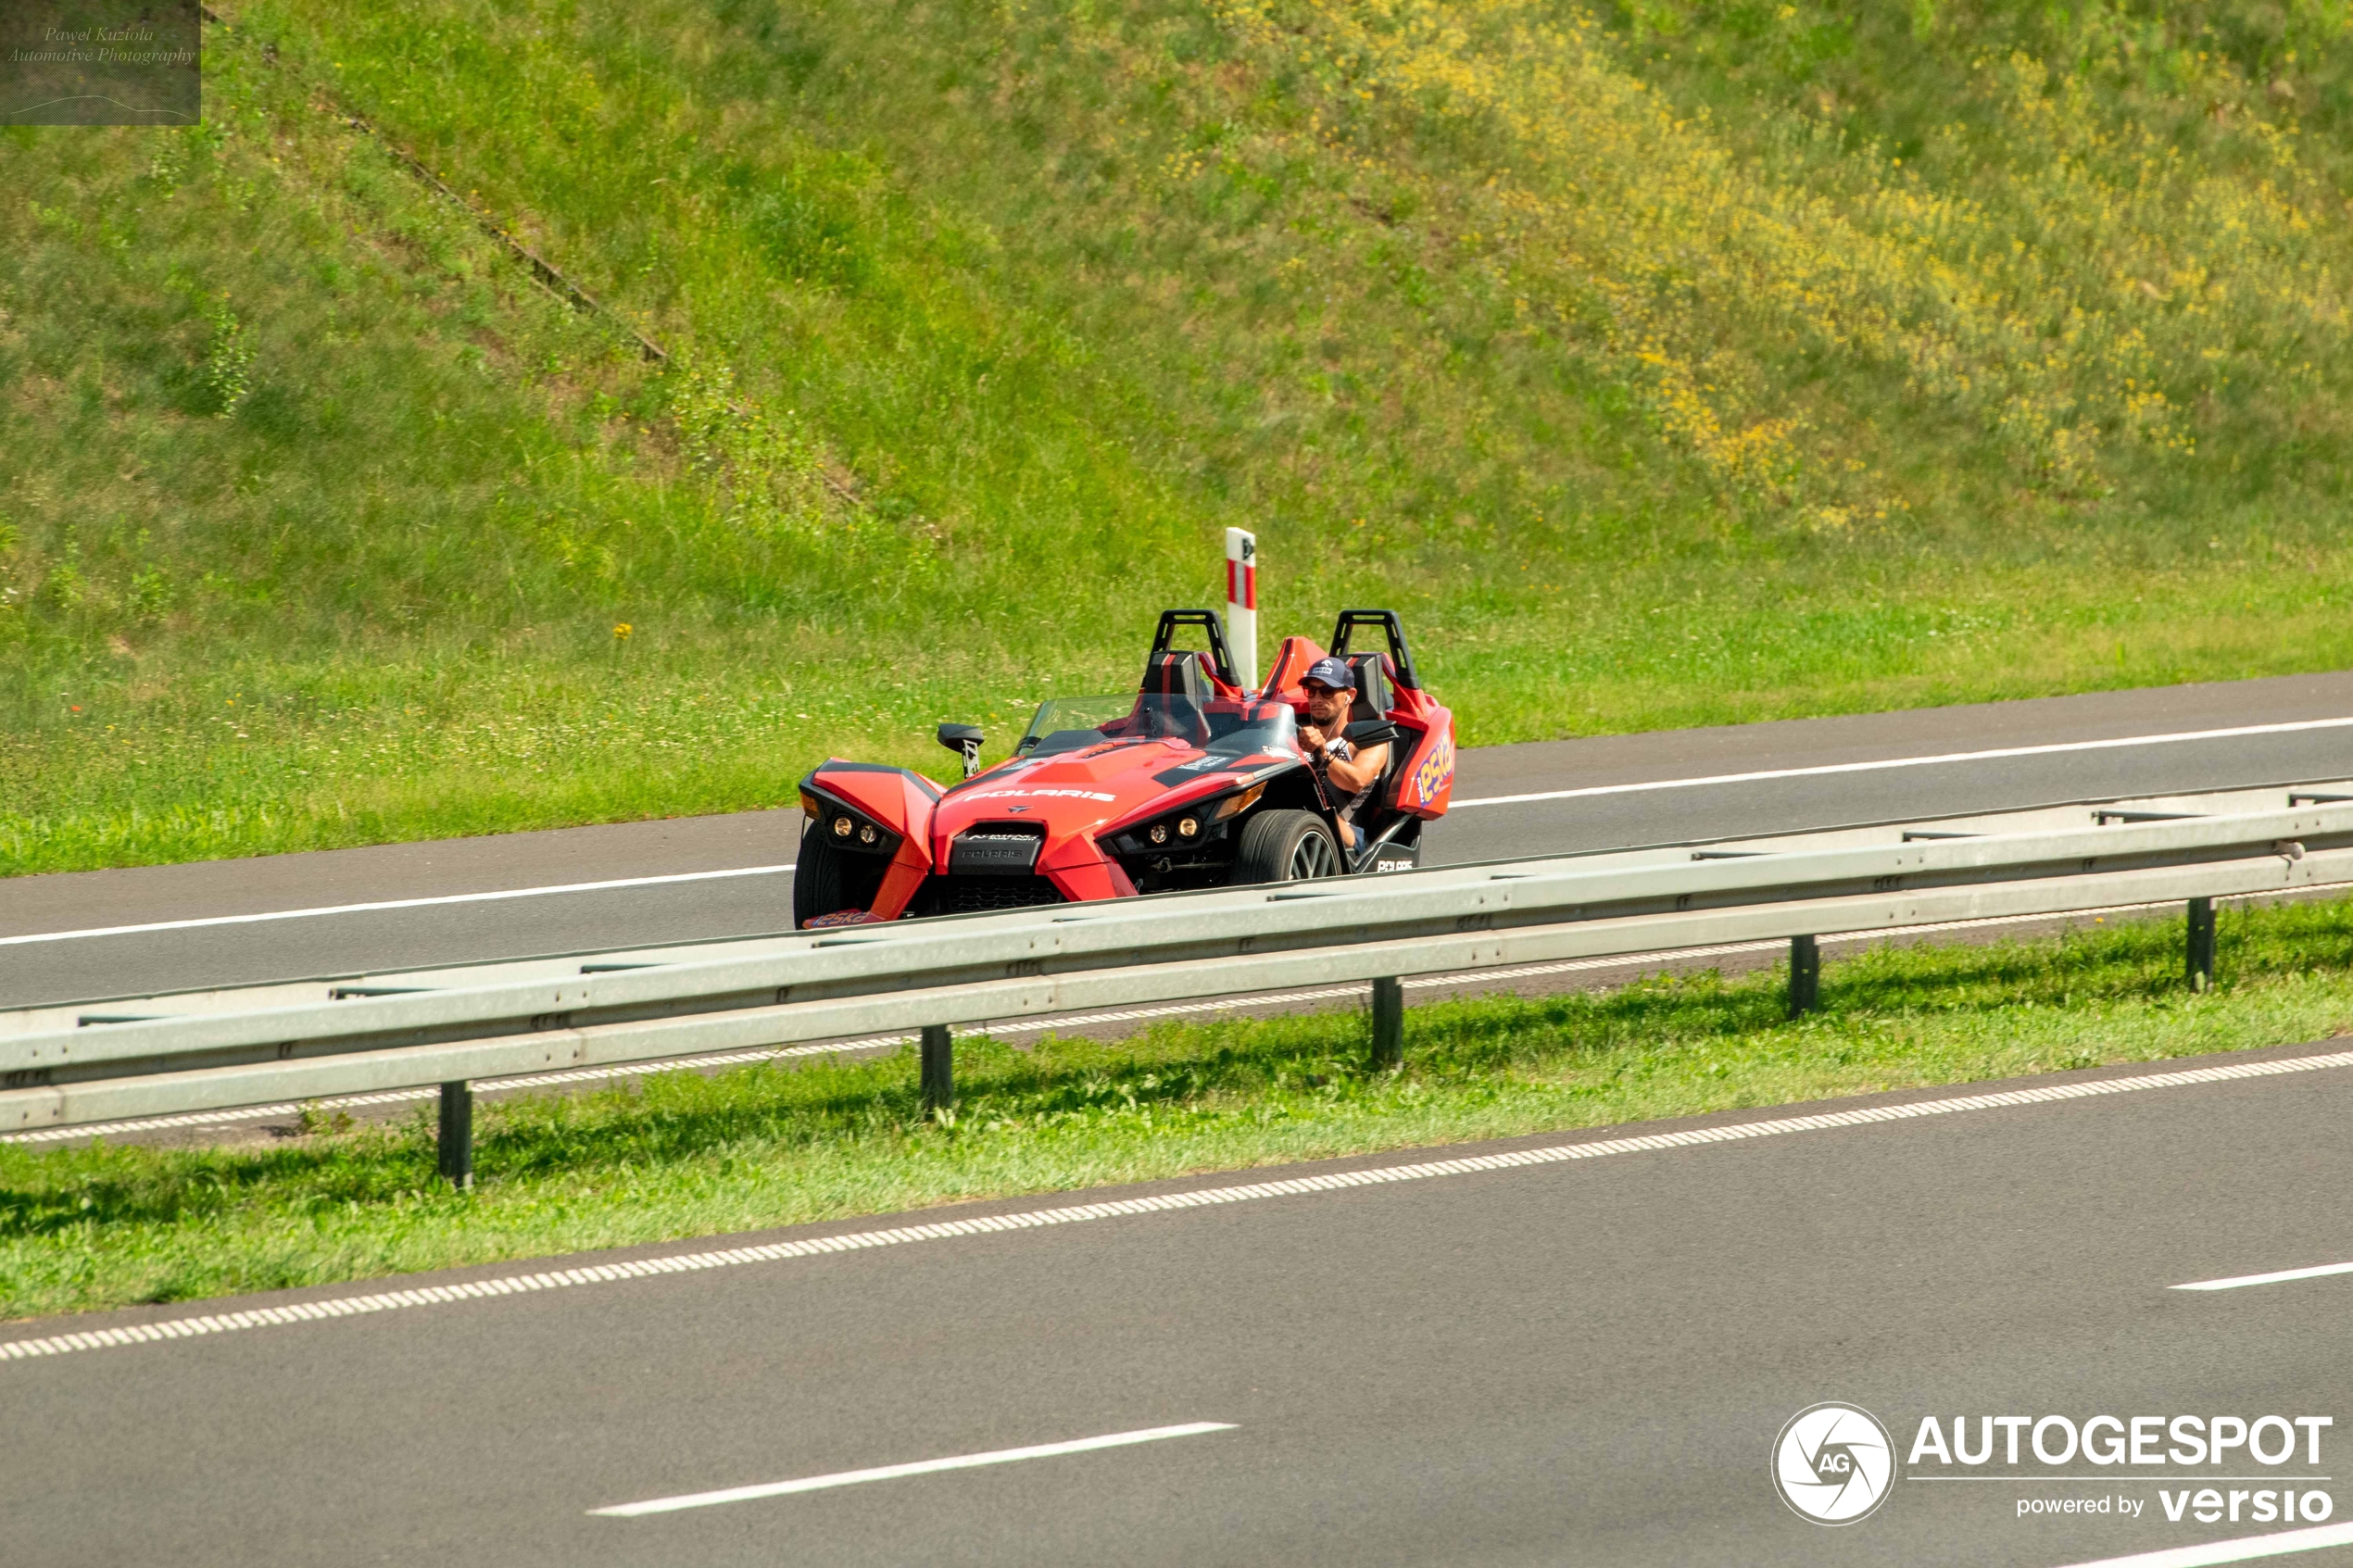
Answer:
[1772,1402,1897,1524]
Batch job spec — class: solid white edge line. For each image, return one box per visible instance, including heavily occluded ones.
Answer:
[590,1422,1238,1517]
[2052,1520,2353,1567]
[2173,1261,2353,1292]
[9,708,2346,948]
[1448,715,2353,809]
[19,712,2353,942]
[9,1045,2353,1365]
[0,863,798,947]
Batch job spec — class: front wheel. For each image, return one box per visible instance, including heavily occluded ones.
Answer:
[1231,809,1343,884]
[793,821,886,926]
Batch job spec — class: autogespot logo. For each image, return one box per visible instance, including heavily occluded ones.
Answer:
[1773,1402,1897,1525]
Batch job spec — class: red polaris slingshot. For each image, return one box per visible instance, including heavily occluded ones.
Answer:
[793,609,1456,926]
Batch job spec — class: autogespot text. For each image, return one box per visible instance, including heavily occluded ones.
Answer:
[1906,1414,2335,1526]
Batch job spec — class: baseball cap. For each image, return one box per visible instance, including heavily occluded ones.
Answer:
[1301,656,1356,690]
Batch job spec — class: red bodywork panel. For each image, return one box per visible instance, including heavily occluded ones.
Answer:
[928,733,1258,900]
[799,764,938,920]
[1390,680,1456,818]
[1260,634,1325,700]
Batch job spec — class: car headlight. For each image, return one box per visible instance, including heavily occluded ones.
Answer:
[1124,781,1266,855]
[800,784,901,857]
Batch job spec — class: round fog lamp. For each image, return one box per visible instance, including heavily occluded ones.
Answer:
[1177,817,1199,838]
[859,823,878,845]
[832,815,854,838]
[1149,822,1169,845]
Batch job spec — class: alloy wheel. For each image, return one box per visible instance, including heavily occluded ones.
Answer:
[1289,830,1340,880]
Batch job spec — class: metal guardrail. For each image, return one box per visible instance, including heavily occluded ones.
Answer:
[3,805,2345,1184]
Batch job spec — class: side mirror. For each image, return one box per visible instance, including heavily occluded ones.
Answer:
[937,722,984,779]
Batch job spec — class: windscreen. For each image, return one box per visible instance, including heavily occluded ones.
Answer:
[1017,696,1297,757]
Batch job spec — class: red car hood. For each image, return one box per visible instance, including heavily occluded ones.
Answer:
[933,736,1280,870]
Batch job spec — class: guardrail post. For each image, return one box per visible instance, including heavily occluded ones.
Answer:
[2186,897,2218,992]
[1788,935,1821,1019]
[437,1081,473,1190]
[1370,977,1404,1072]
[920,1024,954,1116]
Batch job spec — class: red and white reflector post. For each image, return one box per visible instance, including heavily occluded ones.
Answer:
[1224,526,1258,693]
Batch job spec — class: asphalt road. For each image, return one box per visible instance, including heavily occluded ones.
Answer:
[9,670,2353,1010]
[7,1043,2353,1567]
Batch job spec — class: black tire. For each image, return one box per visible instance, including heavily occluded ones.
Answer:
[793,822,886,926]
[1231,809,1343,884]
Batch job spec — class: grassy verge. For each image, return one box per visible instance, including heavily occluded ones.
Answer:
[8,0,2353,873]
[8,897,2353,1322]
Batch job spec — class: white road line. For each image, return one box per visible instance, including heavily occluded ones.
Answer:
[10,709,2347,945]
[2173,1260,2353,1292]
[19,711,2351,944]
[7,1046,2352,1364]
[590,1422,1237,1517]
[0,863,798,947]
[12,709,2345,944]
[1449,715,2353,809]
[2053,1520,2353,1567]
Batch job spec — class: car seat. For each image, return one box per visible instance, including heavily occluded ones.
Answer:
[1139,650,1213,745]
[1339,652,1414,834]
[1342,654,1394,730]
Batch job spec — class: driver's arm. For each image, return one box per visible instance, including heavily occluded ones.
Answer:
[1324,741,1388,793]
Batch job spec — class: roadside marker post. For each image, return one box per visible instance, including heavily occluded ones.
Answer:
[437,1080,473,1189]
[2187,895,2218,990]
[1369,977,1404,1072]
[921,1025,954,1117]
[1788,935,1821,1018]
[1224,528,1257,693]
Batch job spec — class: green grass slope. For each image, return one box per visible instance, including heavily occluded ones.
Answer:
[5,0,2353,874]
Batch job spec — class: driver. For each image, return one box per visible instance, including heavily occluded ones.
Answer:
[1297,657,1390,849]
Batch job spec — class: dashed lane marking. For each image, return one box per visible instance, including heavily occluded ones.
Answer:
[2174,1260,2353,1292]
[590,1422,1238,1517]
[2052,1520,2353,1566]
